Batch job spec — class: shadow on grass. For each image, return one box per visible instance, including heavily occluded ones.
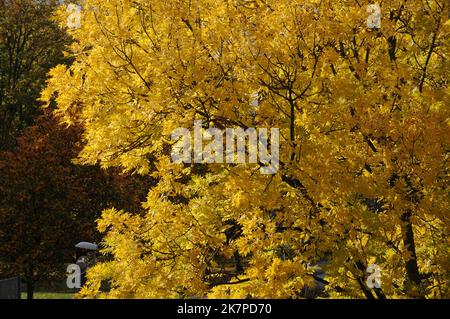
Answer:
[21,292,74,299]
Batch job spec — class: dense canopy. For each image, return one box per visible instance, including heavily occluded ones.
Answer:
[42,0,449,298]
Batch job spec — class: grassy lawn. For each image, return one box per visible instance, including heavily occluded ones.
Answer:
[21,292,74,299]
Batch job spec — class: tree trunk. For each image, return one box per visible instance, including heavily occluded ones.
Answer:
[26,281,34,300]
[400,211,423,297]
[26,263,35,300]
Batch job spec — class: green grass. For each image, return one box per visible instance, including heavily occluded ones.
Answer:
[21,292,74,299]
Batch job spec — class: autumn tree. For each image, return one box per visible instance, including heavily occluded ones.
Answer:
[42,0,449,298]
[0,109,151,299]
[0,0,70,149]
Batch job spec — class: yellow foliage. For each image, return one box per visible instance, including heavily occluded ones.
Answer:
[43,0,449,299]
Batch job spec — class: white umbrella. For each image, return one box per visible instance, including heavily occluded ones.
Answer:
[75,242,98,250]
